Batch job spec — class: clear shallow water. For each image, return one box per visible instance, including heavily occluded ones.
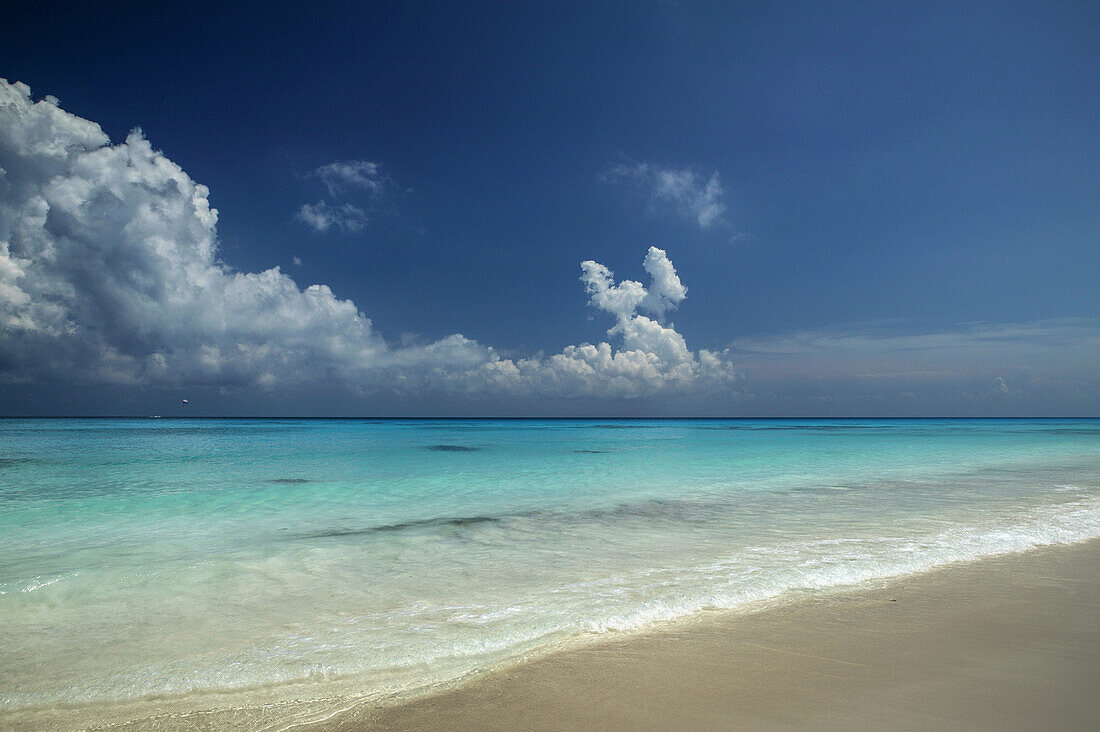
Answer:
[1,418,1098,714]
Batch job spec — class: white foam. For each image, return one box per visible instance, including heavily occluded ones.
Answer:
[582,498,1100,634]
[16,573,75,593]
[2,498,1098,713]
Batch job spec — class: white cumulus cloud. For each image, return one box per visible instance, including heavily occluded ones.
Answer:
[499,245,730,396]
[0,78,481,387]
[0,79,734,402]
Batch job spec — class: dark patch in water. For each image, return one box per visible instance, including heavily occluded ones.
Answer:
[302,514,499,539]
[410,422,485,429]
[271,478,311,484]
[691,425,751,430]
[377,515,498,531]
[0,457,39,467]
[586,500,685,521]
[755,425,873,431]
[590,424,657,429]
[691,424,908,433]
[297,493,775,543]
[43,425,301,436]
[574,449,609,454]
[426,444,479,452]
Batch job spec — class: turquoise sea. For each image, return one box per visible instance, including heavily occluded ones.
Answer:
[1,418,1098,720]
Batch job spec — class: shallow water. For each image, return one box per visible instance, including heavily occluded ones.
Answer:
[1,418,1098,716]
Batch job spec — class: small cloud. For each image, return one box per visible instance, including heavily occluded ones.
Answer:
[296,201,367,233]
[307,160,386,197]
[292,256,302,266]
[606,161,728,230]
[296,159,396,235]
[993,376,1009,394]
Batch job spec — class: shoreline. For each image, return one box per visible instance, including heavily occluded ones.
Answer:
[321,539,1100,731]
[3,539,1097,730]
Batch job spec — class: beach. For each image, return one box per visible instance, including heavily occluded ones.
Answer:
[328,539,1100,731]
[16,538,1095,730]
[1,419,1098,730]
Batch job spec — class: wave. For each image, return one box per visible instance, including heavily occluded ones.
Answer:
[584,497,1100,632]
[12,498,1099,709]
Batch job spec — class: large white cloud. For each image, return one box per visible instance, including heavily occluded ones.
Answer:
[0,79,733,399]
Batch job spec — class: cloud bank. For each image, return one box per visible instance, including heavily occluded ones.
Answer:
[727,321,1100,380]
[724,320,1100,416]
[0,79,732,402]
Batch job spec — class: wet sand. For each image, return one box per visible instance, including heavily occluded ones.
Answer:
[324,540,1100,731]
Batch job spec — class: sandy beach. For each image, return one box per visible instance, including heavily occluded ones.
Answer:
[321,539,1100,731]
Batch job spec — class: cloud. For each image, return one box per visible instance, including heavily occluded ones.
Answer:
[726,320,1100,380]
[16,79,1090,416]
[515,245,731,396]
[296,201,368,233]
[297,159,391,234]
[607,161,727,229]
[640,245,688,318]
[0,79,468,387]
[0,79,733,402]
[307,160,386,197]
[722,320,1100,415]
[580,246,686,321]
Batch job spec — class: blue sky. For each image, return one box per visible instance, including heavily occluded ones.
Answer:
[1,0,1097,415]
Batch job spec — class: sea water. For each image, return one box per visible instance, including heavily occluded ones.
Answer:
[1,418,1098,719]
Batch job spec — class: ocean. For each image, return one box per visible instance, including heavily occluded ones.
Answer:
[1,418,1098,722]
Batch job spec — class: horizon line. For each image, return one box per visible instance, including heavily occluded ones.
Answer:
[1,415,1096,421]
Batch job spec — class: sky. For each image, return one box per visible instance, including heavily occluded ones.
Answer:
[1,0,1097,416]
